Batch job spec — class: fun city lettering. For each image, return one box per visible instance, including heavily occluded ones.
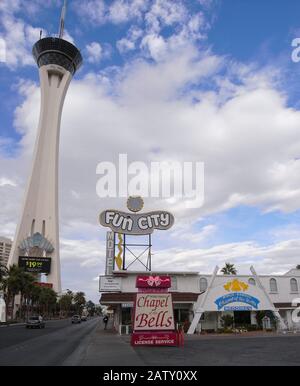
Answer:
[100,209,174,234]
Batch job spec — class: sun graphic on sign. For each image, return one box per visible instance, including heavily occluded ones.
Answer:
[223,279,249,292]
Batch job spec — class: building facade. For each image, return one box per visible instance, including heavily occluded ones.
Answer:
[0,237,12,266]
[100,268,300,333]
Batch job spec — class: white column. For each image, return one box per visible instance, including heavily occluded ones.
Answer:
[286,310,293,330]
[251,311,257,325]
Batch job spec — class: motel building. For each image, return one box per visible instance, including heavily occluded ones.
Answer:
[100,267,300,334]
[99,198,300,335]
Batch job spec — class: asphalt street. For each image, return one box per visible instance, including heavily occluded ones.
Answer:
[132,334,300,366]
[2,319,300,366]
[0,317,99,366]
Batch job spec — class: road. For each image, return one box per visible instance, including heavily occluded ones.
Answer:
[132,334,300,366]
[0,317,99,366]
[2,319,300,366]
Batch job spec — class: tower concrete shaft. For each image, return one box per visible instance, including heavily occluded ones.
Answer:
[8,37,82,293]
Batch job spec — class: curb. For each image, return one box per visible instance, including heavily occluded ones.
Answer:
[0,323,26,328]
[0,318,71,328]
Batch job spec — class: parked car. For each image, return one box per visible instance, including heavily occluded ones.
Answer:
[26,316,45,329]
[71,315,81,324]
[81,315,87,321]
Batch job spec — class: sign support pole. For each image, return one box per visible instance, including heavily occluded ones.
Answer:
[250,266,287,331]
[113,232,116,271]
[187,265,219,334]
[122,234,126,270]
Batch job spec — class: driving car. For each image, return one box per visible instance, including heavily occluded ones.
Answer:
[81,315,87,321]
[26,316,45,329]
[71,315,81,324]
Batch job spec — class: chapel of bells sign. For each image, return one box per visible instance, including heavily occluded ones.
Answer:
[99,196,175,235]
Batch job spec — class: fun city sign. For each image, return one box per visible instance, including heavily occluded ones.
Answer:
[131,275,182,347]
[99,196,174,235]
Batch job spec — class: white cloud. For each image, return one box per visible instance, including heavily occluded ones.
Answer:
[86,41,112,64]
[0,0,21,14]
[140,33,167,61]
[116,37,135,54]
[0,177,17,187]
[108,0,147,24]
[6,48,300,224]
[0,36,6,62]
[74,0,147,25]
[145,0,188,33]
[116,27,143,54]
[171,224,217,244]
[74,0,106,24]
[0,14,42,67]
[2,0,300,298]
[154,238,300,276]
[71,190,81,200]
[86,42,103,63]
[0,0,65,68]
[77,0,210,61]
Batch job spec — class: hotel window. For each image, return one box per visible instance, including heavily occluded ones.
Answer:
[200,277,208,292]
[170,276,177,291]
[270,278,278,293]
[290,278,298,293]
[248,278,256,286]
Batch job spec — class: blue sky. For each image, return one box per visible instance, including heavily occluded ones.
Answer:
[1,0,300,301]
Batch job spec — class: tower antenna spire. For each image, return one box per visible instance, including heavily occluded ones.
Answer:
[59,0,67,39]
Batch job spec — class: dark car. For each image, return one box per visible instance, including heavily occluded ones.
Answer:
[71,315,81,324]
[26,316,45,329]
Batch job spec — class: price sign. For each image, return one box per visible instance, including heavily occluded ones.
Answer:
[18,256,51,274]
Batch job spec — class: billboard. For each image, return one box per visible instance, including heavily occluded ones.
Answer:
[133,293,175,331]
[18,256,51,274]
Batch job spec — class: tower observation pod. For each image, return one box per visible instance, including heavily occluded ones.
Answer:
[8,3,83,293]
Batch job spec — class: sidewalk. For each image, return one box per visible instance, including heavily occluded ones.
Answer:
[0,322,26,328]
[0,317,70,328]
[187,330,300,340]
[79,320,144,366]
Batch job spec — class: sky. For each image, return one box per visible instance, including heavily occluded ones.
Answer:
[1,0,300,302]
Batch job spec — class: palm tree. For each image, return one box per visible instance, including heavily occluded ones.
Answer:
[86,300,95,316]
[26,285,41,318]
[73,291,86,315]
[221,263,237,275]
[1,265,40,321]
[1,265,23,321]
[59,292,73,317]
[38,288,57,317]
[19,271,35,320]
